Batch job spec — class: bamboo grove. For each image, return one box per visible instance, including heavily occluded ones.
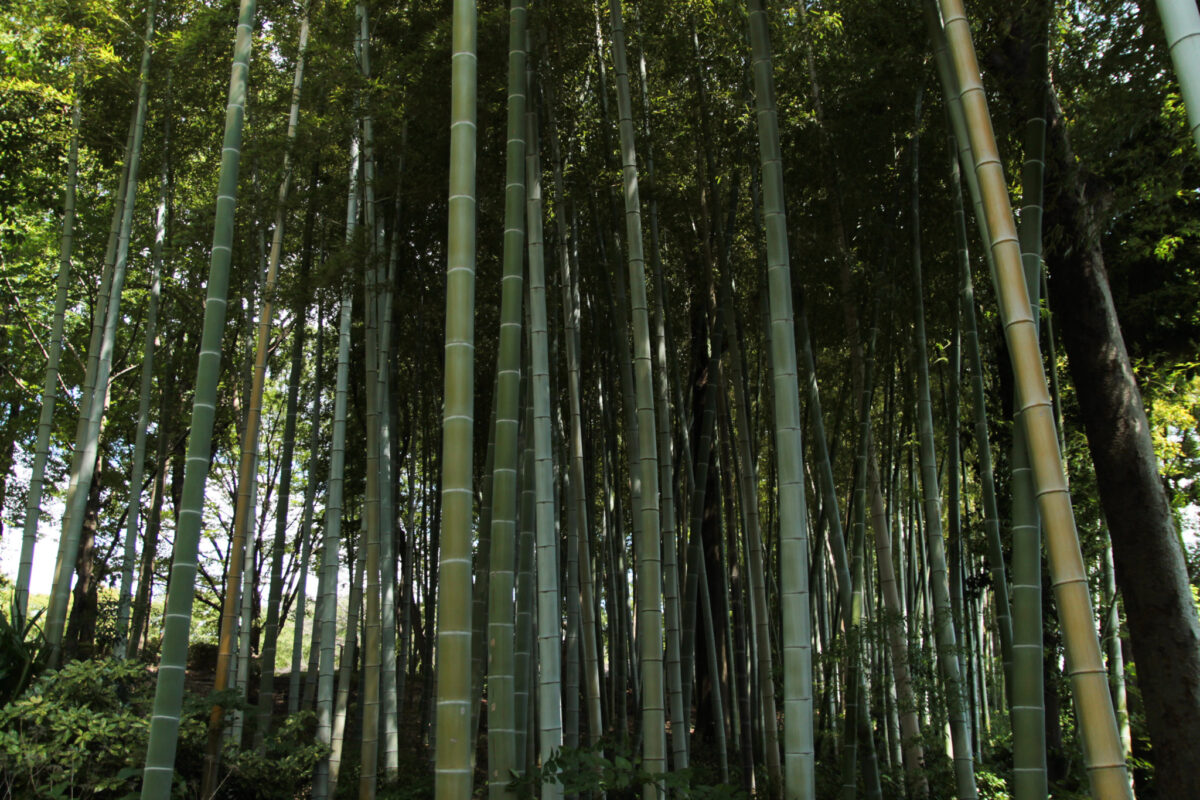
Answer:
[2,0,1199,798]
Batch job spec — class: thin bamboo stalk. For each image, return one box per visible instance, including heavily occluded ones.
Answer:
[140,2,255,794]
[15,75,82,620]
[486,4,526,793]
[49,0,158,666]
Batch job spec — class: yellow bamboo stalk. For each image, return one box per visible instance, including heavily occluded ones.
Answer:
[935,3,1133,798]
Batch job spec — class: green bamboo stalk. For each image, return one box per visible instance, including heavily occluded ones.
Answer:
[48,0,158,666]
[485,3,526,793]
[140,2,254,795]
[54,110,133,576]
[718,276,782,791]
[607,2,667,790]
[545,86,605,750]
[229,478,258,747]
[129,370,171,661]
[202,12,308,788]
[114,85,169,660]
[471,388,498,749]
[525,78,564,798]
[1100,532,1132,767]
[746,1,815,796]
[289,317,323,714]
[357,6,383,796]
[681,184,735,724]
[330,549,366,799]
[936,2,1135,797]
[514,395,536,772]
[313,141,360,800]
[1154,0,1200,153]
[1010,34,1050,796]
[909,87,978,800]
[15,74,82,620]
[253,8,311,741]
[432,0,478,794]
[946,122,1013,693]
[839,312,880,800]
[379,185,401,777]
[631,25,688,768]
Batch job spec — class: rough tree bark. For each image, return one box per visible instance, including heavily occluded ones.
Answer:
[1042,90,1200,800]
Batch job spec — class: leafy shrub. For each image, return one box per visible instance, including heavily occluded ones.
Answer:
[218,712,328,800]
[0,598,49,706]
[508,741,748,799]
[0,658,325,799]
[0,658,153,798]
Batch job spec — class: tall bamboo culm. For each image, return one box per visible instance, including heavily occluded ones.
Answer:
[433,0,478,795]
[936,2,1135,797]
[1010,15,1051,796]
[910,88,978,799]
[1154,0,1200,153]
[486,2,526,794]
[140,1,255,795]
[607,1,668,791]
[746,1,815,797]
[47,0,157,666]
[15,75,81,620]
[253,5,311,742]
[313,140,360,800]
[525,58,564,798]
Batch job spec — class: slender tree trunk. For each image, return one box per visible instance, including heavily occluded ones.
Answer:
[289,312,322,715]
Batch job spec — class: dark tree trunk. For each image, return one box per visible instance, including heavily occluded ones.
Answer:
[65,464,102,660]
[0,397,22,542]
[1043,90,1200,800]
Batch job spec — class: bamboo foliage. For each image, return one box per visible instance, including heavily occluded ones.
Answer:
[140,1,255,795]
[936,1,1135,797]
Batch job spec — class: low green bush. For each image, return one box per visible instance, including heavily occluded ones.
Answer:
[0,658,326,799]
